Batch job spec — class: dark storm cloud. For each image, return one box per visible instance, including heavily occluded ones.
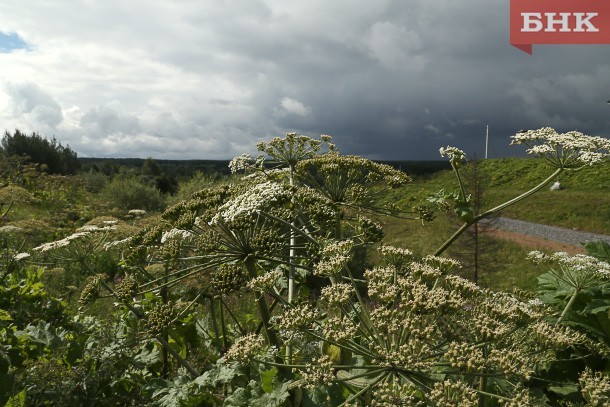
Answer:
[0,0,608,159]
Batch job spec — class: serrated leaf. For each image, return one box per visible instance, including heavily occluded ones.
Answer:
[584,241,610,262]
[260,367,277,393]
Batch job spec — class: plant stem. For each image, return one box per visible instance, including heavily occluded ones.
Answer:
[434,167,563,256]
[287,164,296,364]
[557,287,580,324]
[453,164,467,203]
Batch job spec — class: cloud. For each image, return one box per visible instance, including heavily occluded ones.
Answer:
[3,82,63,128]
[280,97,311,116]
[364,21,424,70]
[0,1,607,160]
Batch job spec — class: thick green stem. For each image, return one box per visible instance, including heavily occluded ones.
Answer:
[287,164,297,363]
[557,288,580,324]
[453,164,467,203]
[219,298,229,351]
[434,167,563,256]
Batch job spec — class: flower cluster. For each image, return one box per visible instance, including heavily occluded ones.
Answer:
[298,355,335,390]
[246,268,285,292]
[323,315,357,343]
[79,274,104,305]
[228,153,254,173]
[579,368,610,406]
[372,339,433,370]
[0,225,22,234]
[439,146,466,167]
[33,231,91,252]
[529,320,588,349]
[487,347,534,380]
[103,236,132,250]
[444,341,485,372]
[314,239,353,277]
[511,127,610,168]
[379,245,414,270]
[529,250,610,290]
[13,252,30,261]
[422,255,461,273]
[320,283,354,306]
[256,133,336,168]
[274,303,320,332]
[371,382,424,407]
[115,274,139,300]
[225,333,266,363]
[160,228,193,244]
[297,154,410,209]
[211,264,249,294]
[535,251,610,277]
[128,209,147,216]
[429,380,478,406]
[76,224,116,232]
[498,387,535,407]
[211,181,291,224]
[144,301,177,337]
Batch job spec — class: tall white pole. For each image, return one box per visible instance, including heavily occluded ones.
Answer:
[485,125,489,159]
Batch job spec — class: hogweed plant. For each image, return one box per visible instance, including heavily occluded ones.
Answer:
[134,130,609,405]
[17,130,610,405]
[432,127,610,257]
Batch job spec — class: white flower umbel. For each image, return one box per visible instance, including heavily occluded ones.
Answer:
[33,231,93,252]
[211,181,291,224]
[229,153,254,174]
[160,228,193,244]
[439,146,466,167]
[77,225,116,232]
[511,127,610,168]
[103,237,132,250]
[530,251,610,280]
[13,252,30,261]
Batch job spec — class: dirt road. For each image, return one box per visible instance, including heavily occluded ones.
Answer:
[483,217,610,254]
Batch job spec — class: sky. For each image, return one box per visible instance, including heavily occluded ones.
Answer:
[0,1,609,160]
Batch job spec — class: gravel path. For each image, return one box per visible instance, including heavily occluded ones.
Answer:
[487,217,610,246]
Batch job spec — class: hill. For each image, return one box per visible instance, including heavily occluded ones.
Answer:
[393,157,610,235]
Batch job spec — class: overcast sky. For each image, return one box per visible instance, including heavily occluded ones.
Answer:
[0,1,609,160]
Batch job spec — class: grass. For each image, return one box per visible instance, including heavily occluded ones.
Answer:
[391,157,610,235]
[377,157,610,292]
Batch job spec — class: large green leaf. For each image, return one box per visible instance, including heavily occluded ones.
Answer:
[584,241,610,262]
[260,367,277,393]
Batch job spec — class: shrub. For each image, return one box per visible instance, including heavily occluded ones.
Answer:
[102,176,166,212]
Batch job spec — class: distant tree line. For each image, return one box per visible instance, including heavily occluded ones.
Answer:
[1,130,80,175]
[0,129,451,191]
